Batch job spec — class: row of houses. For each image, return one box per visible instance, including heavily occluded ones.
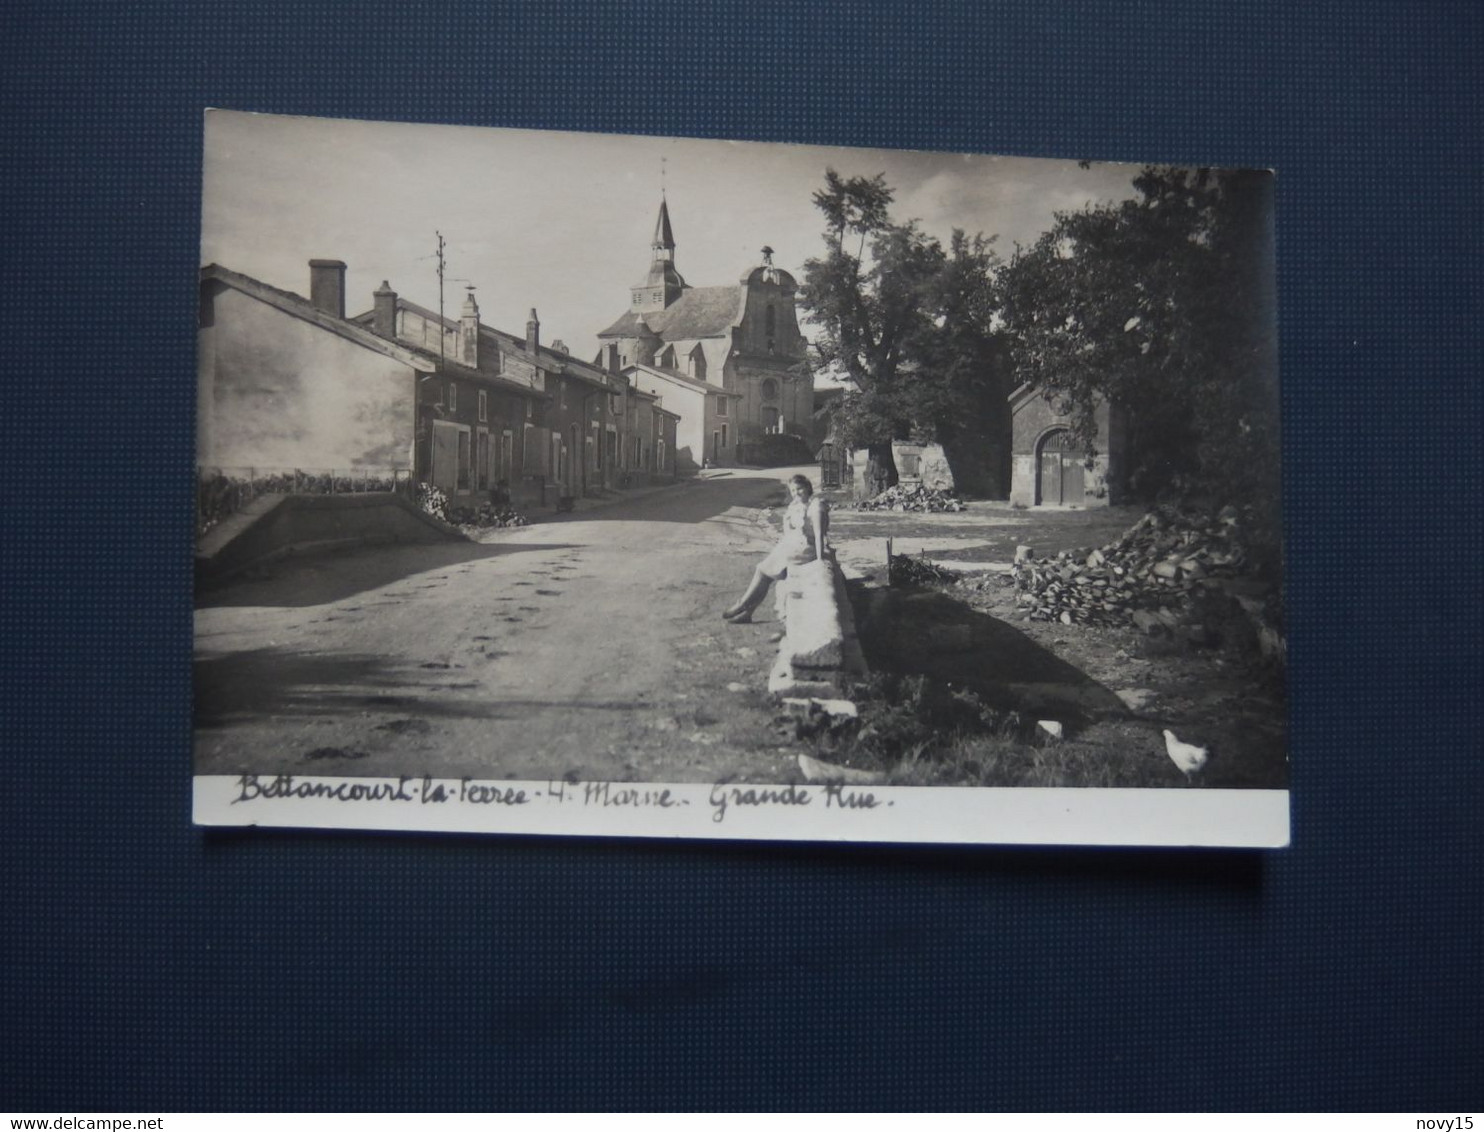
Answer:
[198,259,681,514]
[198,196,1123,522]
[198,199,821,518]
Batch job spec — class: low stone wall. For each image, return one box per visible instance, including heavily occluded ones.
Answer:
[196,491,466,586]
[768,556,868,698]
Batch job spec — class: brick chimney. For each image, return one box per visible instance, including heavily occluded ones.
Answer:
[308,260,347,319]
[525,308,540,355]
[372,280,397,338]
[459,287,480,367]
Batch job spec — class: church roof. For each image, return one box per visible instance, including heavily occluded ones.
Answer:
[597,285,743,341]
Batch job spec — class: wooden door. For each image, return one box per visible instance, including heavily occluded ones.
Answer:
[1038,429,1083,505]
[431,422,460,492]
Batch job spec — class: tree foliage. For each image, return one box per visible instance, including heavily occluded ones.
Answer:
[997,166,1279,516]
[800,170,1006,491]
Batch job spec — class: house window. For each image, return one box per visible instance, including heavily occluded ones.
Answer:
[447,381,458,414]
[761,378,779,401]
[477,390,488,422]
[689,345,707,381]
[526,400,533,420]
[716,396,728,416]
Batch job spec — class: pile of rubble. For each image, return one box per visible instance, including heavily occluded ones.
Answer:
[889,553,961,587]
[452,503,529,530]
[854,484,967,513]
[1010,505,1263,633]
[415,483,449,522]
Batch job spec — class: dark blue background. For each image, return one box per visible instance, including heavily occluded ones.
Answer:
[2,0,1480,1112]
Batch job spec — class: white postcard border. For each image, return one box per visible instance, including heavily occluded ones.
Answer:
[194,775,1289,848]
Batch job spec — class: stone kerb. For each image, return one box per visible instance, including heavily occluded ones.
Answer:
[768,555,867,698]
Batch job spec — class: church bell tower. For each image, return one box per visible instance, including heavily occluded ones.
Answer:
[631,196,687,314]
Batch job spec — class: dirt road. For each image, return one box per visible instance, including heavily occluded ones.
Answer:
[195,469,809,784]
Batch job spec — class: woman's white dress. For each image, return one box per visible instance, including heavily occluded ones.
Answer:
[758,497,824,580]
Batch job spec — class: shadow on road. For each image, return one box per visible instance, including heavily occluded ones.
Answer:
[195,646,678,733]
[196,541,581,610]
[543,475,788,525]
[857,587,1129,730]
[194,648,514,727]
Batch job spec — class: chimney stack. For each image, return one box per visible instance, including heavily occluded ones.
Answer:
[525,308,540,355]
[459,287,480,367]
[308,259,347,319]
[372,280,397,338]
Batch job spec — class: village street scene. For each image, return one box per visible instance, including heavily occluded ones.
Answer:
[196,113,1287,796]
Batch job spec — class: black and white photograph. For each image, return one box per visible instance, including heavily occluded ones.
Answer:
[193,110,1288,845]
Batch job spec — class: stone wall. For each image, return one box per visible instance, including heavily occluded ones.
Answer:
[195,492,464,585]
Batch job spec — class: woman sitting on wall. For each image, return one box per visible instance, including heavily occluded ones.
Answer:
[722,474,829,623]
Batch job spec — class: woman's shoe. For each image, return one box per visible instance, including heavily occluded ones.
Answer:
[722,605,753,623]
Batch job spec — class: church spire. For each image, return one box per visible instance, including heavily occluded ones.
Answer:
[631,193,686,313]
[652,196,676,260]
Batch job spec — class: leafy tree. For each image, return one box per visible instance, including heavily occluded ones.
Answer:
[800,171,1007,494]
[997,166,1279,530]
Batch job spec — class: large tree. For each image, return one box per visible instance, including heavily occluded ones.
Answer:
[799,171,1006,494]
[997,166,1279,523]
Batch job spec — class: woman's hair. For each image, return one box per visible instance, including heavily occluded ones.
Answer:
[788,474,814,498]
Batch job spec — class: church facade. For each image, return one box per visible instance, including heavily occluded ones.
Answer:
[596,198,813,466]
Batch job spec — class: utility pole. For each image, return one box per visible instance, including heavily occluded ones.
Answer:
[434,230,447,371]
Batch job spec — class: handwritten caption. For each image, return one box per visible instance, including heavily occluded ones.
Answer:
[231,774,888,824]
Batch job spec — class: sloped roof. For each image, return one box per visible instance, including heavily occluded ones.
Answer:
[626,362,738,398]
[597,285,743,341]
[350,295,613,396]
[202,264,431,372]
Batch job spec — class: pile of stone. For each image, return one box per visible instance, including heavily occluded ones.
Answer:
[854,484,967,513]
[1011,505,1256,631]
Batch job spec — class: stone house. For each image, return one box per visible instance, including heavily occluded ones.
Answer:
[1007,383,1125,508]
[198,261,436,485]
[351,287,625,506]
[596,198,813,462]
[624,361,741,473]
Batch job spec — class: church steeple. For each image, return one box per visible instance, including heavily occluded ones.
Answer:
[631,194,687,313]
[653,196,676,261]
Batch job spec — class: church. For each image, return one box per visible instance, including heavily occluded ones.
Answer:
[596,198,813,468]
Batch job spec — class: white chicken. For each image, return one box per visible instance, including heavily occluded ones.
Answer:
[1162,729,1209,781]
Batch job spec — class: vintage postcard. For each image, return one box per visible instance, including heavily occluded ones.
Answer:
[194,110,1288,846]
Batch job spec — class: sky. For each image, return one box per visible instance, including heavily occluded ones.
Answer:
[201,110,1147,365]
